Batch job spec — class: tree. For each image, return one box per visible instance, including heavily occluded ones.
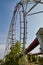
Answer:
[0,59,3,63]
[32,55,37,62]
[4,41,21,65]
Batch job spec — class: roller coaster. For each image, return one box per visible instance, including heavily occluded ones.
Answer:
[3,0,43,65]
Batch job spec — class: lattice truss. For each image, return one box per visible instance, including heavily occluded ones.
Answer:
[4,0,43,56]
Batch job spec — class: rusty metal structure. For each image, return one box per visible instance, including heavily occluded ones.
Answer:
[26,38,39,54]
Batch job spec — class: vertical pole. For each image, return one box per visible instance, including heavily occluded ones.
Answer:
[20,11,22,42]
[23,7,26,51]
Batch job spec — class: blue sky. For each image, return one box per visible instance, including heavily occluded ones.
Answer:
[0,0,43,58]
[0,0,20,58]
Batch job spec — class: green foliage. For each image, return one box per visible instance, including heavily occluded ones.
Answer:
[4,41,21,65]
[39,56,43,62]
[27,54,38,62]
[32,56,37,62]
[10,41,21,55]
[0,59,3,63]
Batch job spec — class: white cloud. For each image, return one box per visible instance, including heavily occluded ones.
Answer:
[0,44,5,50]
[0,34,7,44]
[0,44,6,59]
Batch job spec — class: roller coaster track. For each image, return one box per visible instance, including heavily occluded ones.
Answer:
[4,0,43,64]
